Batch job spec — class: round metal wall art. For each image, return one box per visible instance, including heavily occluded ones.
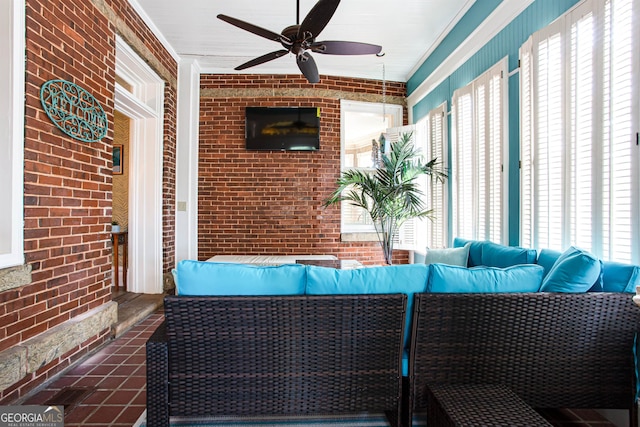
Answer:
[40,79,108,142]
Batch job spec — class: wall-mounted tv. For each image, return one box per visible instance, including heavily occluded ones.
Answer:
[245,107,320,151]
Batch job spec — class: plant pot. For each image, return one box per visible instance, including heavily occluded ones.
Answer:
[112,225,120,233]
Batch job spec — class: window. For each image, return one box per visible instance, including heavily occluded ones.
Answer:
[520,0,639,263]
[340,100,403,233]
[415,103,448,249]
[451,59,508,243]
[0,0,25,269]
[386,124,419,249]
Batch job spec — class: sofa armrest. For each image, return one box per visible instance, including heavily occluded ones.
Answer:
[146,321,169,427]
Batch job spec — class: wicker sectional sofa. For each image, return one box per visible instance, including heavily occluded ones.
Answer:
[147,241,640,426]
[408,292,640,427]
[147,293,407,427]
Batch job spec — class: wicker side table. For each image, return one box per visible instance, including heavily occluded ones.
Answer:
[426,383,552,427]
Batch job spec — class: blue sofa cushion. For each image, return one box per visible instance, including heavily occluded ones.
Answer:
[427,264,545,293]
[305,264,428,296]
[453,238,537,268]
[306,263,429,356]
[176,260,306,296]
[540,247,601,293]
[537,248,603,292]
[536,248,562,278]
[453,237,483,267]
[602,261,640,293]
[481,241,538,268]
[424,243,470,266]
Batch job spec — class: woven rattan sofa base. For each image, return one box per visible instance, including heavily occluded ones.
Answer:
[146,294,407,427]
[408,293,640,427]
[426,383,552,427]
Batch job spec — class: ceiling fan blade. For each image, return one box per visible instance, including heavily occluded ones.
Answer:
[234,50,290,70]
[217,14,287,43]
[311,41,382,55]
[297,52,320,84]
[299,0,340,39]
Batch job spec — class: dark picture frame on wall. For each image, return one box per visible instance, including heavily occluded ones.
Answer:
[113,144,123,175]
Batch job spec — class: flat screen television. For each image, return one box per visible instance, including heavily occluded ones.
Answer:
[245,107,320,151]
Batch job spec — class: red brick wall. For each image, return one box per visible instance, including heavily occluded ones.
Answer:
[199,74,408,265]
[0,0,177,403]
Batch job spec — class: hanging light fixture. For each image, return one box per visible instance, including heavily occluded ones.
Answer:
[379,63,389,155]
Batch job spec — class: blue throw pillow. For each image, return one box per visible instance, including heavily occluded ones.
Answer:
[453,237,483,267]
[536,248,562,278]
[424,243,470,266]
[540,247,601,293]
[427,264,545,293]
[601,261,640,293]
[537,248,602,292]
[176,260,307,295]
[481,241,538,268]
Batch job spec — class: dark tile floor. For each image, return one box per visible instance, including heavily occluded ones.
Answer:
[23,310,162,426]
[19,293,620,427]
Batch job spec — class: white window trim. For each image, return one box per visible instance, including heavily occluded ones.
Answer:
[0,0,25,269]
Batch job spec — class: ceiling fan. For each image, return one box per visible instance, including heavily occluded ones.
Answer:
[217,0,383,84]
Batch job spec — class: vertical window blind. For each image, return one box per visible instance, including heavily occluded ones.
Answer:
[519,0,639,263]
[414,103,448,250]
[451,59,508,243]
[387,124,419,249]
[427,103,448,249]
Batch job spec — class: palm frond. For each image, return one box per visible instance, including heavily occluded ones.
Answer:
[323,131,448,263]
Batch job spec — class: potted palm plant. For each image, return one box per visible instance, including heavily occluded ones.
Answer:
[324,132,447,264]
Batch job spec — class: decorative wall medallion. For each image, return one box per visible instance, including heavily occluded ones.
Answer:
[40,79,108,142]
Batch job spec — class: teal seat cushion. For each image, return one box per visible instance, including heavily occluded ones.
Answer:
[427,264,545,293]
[306,263,429,352]
[453,238,538,268]
[176,260,306,296]
[540,247,601,293]
[602,261,640,293]
[305,263,429,295]
[481,241,538,268]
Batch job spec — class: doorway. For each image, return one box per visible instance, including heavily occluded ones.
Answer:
[114,36,164,294]
[112,110,130,294]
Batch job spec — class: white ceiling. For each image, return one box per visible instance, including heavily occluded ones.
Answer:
[134,0,474,82]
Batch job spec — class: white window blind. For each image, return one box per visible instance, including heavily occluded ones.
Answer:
[519,0,639,263]
[451,59,508,243]
[425,103,448,249]
[387,124,419,249]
